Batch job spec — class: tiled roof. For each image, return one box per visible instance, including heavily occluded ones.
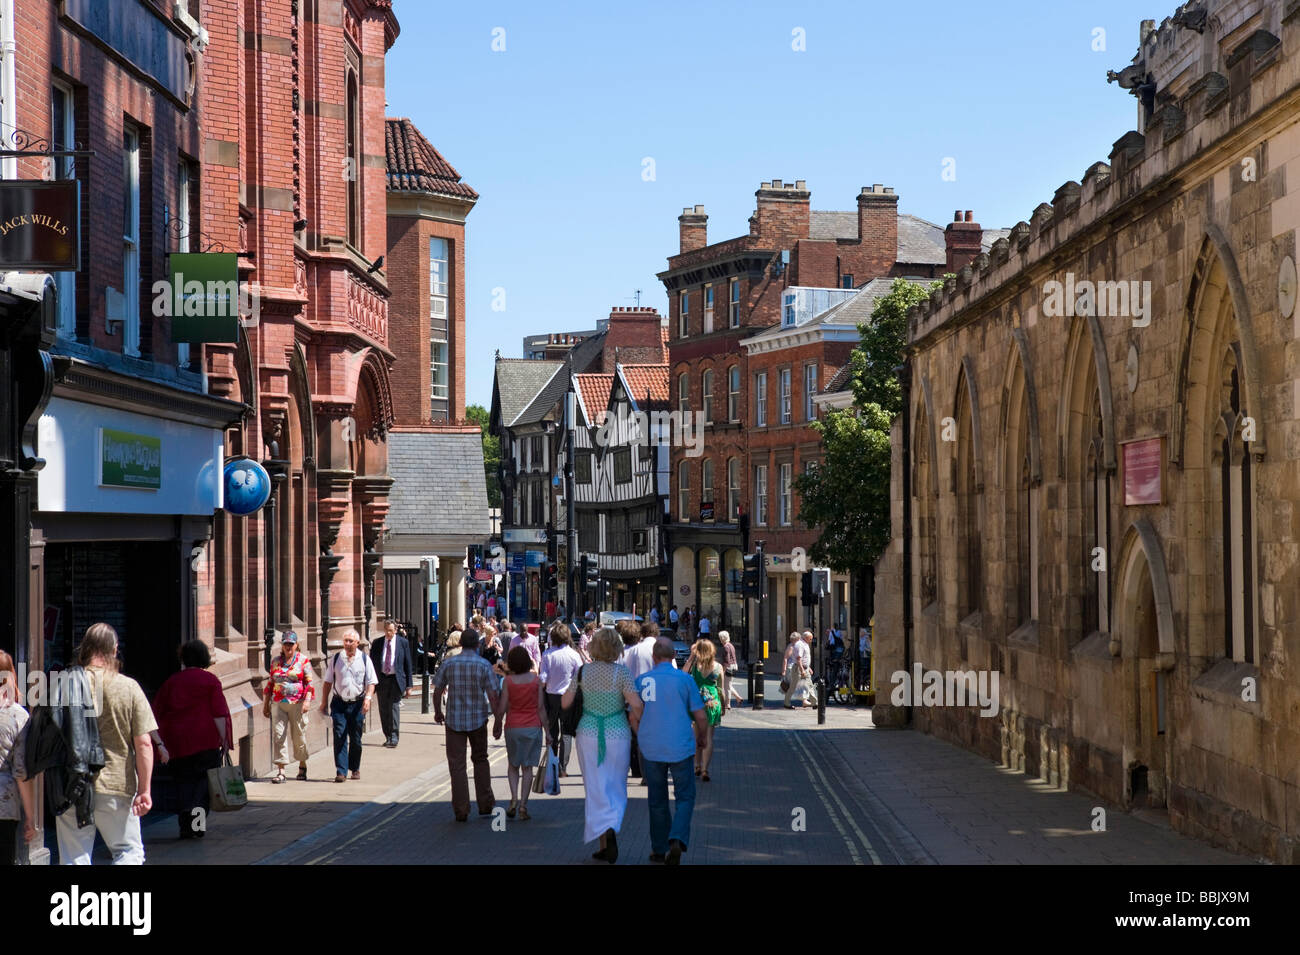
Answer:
[822,362,854,395]
[388,431,491,536]
[575,373,614,425]
[494,359,564,428]
[618,364,670,409]
[385,117,478,200]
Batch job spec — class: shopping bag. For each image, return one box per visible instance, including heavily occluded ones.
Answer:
[531,746,549,795]
[207,749,248,811]
[544,747,561,795]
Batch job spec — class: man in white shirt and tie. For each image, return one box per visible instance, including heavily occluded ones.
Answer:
[370,620,414,749]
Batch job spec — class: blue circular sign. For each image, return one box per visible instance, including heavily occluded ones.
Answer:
[223,458,272,515]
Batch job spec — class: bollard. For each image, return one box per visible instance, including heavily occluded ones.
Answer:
[752,657,765,710]
[420,632,430,715]
[816,677,826,725]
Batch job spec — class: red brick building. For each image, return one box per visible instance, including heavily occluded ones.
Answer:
[381,115,490,636]
[190,0,402,771]
[658,180,995,651]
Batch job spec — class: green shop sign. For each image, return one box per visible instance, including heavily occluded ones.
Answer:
[100,428,162,490]
[163,252,242,343]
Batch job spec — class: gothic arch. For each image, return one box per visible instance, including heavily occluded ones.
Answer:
[1113,518,1176,663]
[956,355,985,490]
[1174,226,1266,467]
[1057,314,1116,477]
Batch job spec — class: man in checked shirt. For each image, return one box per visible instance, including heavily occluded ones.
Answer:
[433,626,501,821]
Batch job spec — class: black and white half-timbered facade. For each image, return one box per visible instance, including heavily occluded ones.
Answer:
[571,363,670,615]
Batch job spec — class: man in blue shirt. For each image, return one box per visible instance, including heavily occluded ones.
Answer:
[635,637,708,864]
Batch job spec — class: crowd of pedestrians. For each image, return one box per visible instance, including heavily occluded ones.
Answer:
[0,602,866,866]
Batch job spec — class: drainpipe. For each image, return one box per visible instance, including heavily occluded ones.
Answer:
[897,357,913,726]
[1,0,17,180]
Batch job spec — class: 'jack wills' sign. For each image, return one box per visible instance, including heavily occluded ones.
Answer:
[0,180,81,270]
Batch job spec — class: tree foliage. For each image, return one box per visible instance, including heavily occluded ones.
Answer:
[465,404,502,508]
[793,404,893,572]
[794,278,938,572]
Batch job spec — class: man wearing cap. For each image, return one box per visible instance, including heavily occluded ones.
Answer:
[371,619,414,748]
[262,629,315,783]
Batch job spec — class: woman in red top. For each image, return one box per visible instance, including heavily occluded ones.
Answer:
[494,646,545,820]
[152,640,234,840]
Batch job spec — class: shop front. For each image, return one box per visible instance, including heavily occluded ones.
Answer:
[35,366,240,697]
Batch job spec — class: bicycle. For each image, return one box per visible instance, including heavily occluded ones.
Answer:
[828,655,854,705]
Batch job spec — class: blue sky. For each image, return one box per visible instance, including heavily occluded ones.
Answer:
[385,1,1155,410]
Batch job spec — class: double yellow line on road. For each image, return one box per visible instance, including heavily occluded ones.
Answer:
[786,730,882,865]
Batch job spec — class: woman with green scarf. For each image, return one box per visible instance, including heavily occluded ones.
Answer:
[562,626,643,863]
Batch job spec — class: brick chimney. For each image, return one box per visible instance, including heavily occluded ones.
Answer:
[857,184,898,270]
[602,306,665,372]
[679,205,707,253]
[944,210,983,273]
[751,179,811,246]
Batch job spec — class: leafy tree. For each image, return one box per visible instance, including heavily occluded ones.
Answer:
[794,278,938,572]
[850,277,937,417]
[794,403,893,572]
[465,404,502,508]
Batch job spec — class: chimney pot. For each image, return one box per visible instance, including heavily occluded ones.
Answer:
[795,180,806,190]
[954,211,962,222]
[873,183,883,191]
[694,204,705,213]
[772,179,783,188]
[965,210,973,222]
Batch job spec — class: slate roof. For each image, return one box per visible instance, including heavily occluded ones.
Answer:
[744,277,900,345]
[575,373,614,425]
[387,431,491,537]
[385,118,478,200]
[566,329,607,374]
[513,362,569,426]
[494,359,564,428]
[618,364,670,409]
[809,211,1009,266]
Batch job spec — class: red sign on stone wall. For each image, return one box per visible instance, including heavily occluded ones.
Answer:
[1123,437,1164,506]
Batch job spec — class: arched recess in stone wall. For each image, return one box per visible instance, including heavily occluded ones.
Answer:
[1113,518,1176,663]
[953,359,983,620]
[1174,227,1267,466]
[1175,230,1262,665]
[1059,316,1115,641]
[912,373,938,607]
[999,337,1042,629]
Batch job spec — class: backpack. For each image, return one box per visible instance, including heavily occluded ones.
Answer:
[24,667,105,827]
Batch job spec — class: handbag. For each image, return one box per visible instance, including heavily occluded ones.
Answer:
[559,665,584,737]
[207,748,248,812]
[543,750,560,795]
[531,746,549,795]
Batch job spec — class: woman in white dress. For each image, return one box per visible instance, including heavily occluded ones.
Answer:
[562,626,642,863]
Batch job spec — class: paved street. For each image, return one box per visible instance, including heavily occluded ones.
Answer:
[133,671,1253,866]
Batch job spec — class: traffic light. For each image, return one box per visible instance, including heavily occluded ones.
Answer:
[586,555,600,589]
[545,562,559,593]
[742,553,761,598]
[801,570,815,607]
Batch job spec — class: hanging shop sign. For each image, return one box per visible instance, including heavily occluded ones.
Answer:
[223,457,272,515]
[99,428,161,490]
[165,252,243,343]
[0,180,80,270]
